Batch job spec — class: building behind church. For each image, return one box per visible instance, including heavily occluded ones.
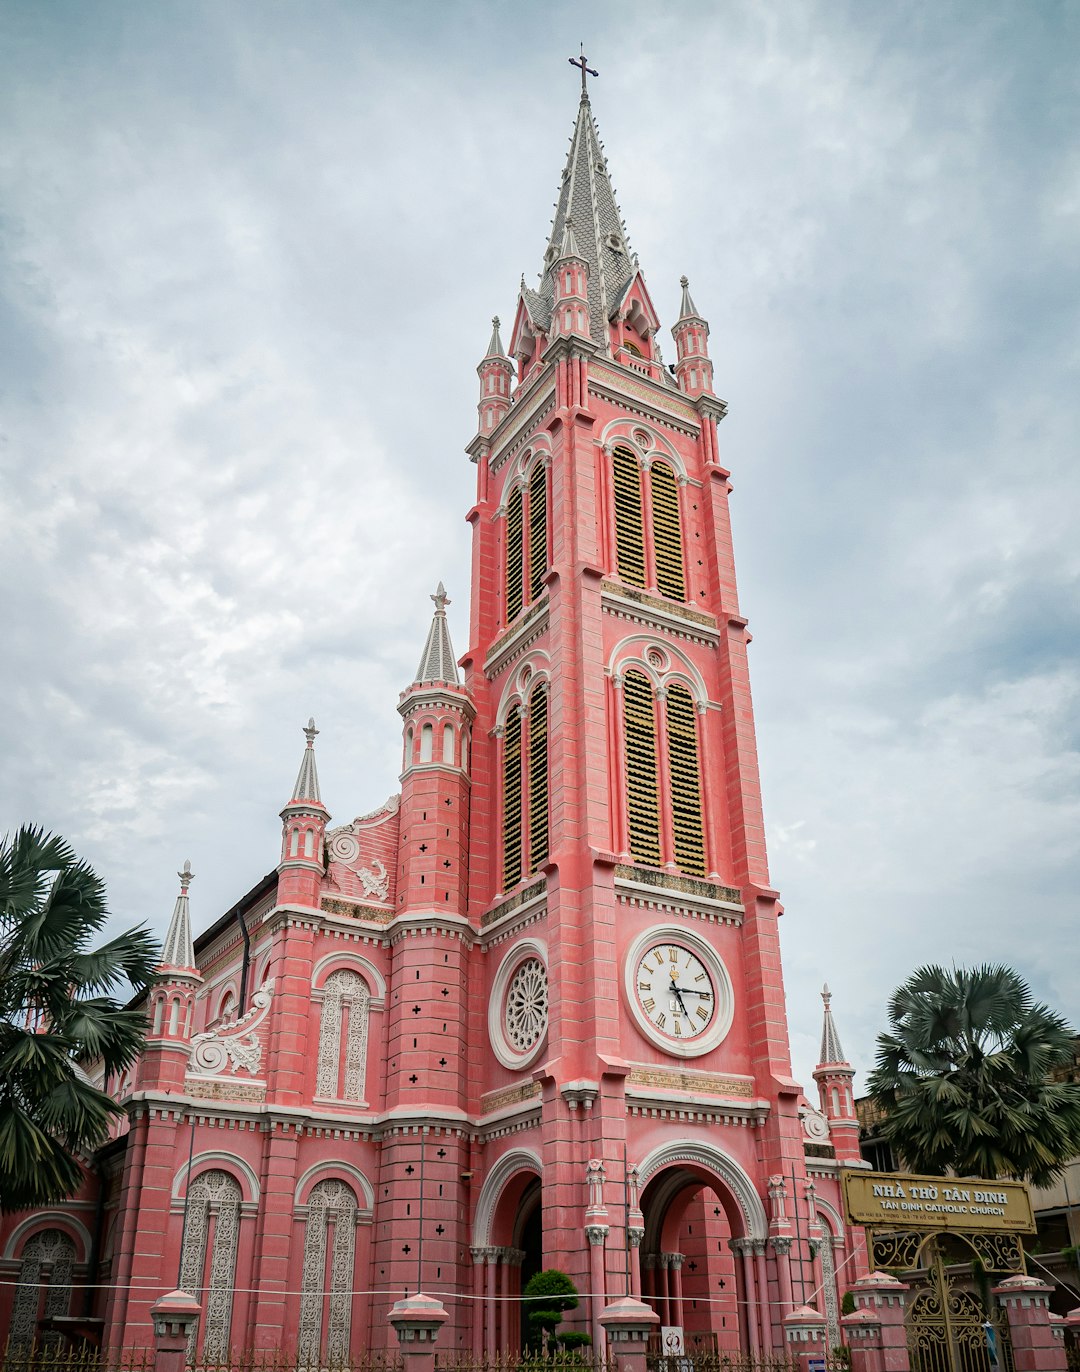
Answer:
[0,76,869,1359]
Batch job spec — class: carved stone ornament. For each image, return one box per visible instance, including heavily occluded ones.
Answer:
[800,1103,831,1142]
[189,979,274,1079]
[325,798,398,903]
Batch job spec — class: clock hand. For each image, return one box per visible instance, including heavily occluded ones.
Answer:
[669,984,712,996]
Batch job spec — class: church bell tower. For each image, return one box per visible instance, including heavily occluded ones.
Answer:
[459,57,820,1356]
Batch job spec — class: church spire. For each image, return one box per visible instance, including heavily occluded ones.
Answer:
[818,982,848,1066]
[160,860,196,971]
[290,717,322,803]
[535,73,635,348]
[415,583,460,685]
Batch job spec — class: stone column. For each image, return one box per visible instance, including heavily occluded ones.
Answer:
[388,1293,449,1372]
[586,1224,609,1352]
[841,1308,885,1372]
[782,1305,827,1372]
[484,1248,498,1360]
[599,1297,660,1372]
[469,1247,485,1355]
[753,1240,771,1351]
[849,1271,910,1372]
[993,1274,1068,1371]
[668,1253,685,1329]
[150,1291,201,1372]
[729,1239,760,1357]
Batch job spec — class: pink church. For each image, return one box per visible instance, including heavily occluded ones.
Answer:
[0,75,869,1361]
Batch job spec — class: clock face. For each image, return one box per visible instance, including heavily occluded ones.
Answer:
[634,941,717,1042]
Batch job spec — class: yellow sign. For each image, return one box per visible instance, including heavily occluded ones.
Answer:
[842,1170,1036,1234]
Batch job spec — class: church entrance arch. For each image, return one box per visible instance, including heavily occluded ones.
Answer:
[473,1151,542,1354]
[637,1143,768,1357]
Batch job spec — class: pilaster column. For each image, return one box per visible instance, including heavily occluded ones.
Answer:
[586,1225,609,1351]
[628,1223,645,1298]
[770,1235,794,1314]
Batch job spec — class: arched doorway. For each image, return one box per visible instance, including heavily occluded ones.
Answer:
[474,1152,543,1355]
[637,1144,769,1357]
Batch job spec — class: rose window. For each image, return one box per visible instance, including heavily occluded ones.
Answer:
[505,958,548,1052]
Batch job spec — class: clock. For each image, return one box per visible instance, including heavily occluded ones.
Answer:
[624,926,733,1057]
[488,938,549,1070]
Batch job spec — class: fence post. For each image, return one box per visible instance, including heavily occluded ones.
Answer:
[849,1271,910,1371]
[388,1293,449,1372]
[840,1308,884,1372]
[782,1305,827,1371]
[149,1290,201,1372]
[992,1274,1067,1371]
[598,1296,660,1372]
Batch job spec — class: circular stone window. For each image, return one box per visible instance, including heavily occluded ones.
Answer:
[489,939,549,1070]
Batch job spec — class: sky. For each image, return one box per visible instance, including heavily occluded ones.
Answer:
[1,0,1078,1094]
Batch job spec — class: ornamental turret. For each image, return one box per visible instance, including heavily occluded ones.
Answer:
[672,275,715,399]
[138,861,202,1092]
[813,983,862,1164]
[277,718,330,909]
[550,220,591,341]
[477,316,513,437]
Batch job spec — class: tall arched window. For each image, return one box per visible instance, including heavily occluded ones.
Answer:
[528,684,549,873]
[623,670,662,866]
[613,447,646,587]
[504,463,549,625]
[506,485,525,622]
[9,1230,75,1352]
[666,683,706,876]
[528,462,548,601]
[316,970,370,1103]
[297,1179,359,1366]
[442,722,455,763]
[502,709,523,889]
[420,723,433,763]
[650,461,686,601]
[179,1170,242,1361]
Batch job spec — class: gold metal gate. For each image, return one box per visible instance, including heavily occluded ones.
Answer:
[906,1245,1014,1372]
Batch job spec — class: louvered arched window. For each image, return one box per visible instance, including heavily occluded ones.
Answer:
[650,462,686,601]
[623,670,662,866]
[504,463,549,625]
[528,464,548,601]
[666,683,705,875]
[506,486,525,622]
[528,684,549,872]
[613,447,646,587]
[503,708,523,889]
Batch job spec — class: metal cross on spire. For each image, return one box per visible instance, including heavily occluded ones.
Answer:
[569,45,598,100]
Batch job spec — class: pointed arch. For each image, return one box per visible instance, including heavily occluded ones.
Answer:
[613,446,646,587]
[650,460,686,601]
[528,462,548,602]
[623,669,662,866]
[503,708,523,889]
[506,484,525,622]
[527,683,549,873]
[666,682,705,876]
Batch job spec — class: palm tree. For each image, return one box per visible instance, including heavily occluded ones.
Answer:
[0,826,159,1211]
[867,963,1080,1187]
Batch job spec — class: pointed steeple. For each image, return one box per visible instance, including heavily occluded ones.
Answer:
[160,860,196,972]
[484,316,507,360]
[678,274,702,321]
[818,983,848,1066]
[536,88,635,348]
[291,717,322,803]
[415,583,460,685]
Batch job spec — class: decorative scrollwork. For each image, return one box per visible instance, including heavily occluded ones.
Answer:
[871,1229,922,1270]
[505,957,548,1051]
[965,1229,1025,1273]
